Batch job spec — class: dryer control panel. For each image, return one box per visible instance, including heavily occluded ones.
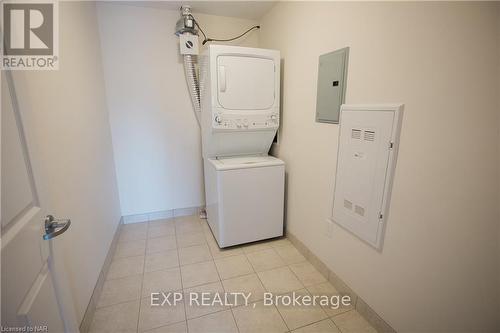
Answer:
[212,112,279,131]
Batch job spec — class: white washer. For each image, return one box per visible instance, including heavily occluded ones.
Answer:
[204,155,285,248]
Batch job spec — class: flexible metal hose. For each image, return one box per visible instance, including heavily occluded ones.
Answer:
[183,54,201,127]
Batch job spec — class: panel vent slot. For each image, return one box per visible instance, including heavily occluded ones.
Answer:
[354,205,365,216]
[364,130,375,142]
[344,199,353,210]
[351,129,361,139]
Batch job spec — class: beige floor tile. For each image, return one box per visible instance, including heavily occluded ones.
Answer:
[90,300,139,333]
[200,221,211,234]
[175,216,203,234]
[204,229,217,242]
[138,297,186,332]
[275,289,328,330]
[122,222,148,232]
[148,222,175,238]
[145,250,179,273]
[187,310,238,333]
[210,246,244,259]
[181,261,220,288]
[274,245,307,265]
[120,224,148,242]
[107,255,144,280]
[98,275,142,308]
[246,248,286,272]
[176,223,203,235]
[147,235,177,254]
[176,232,206,248]
[183,281,227,319]
[289,262,327,286]
[178,244,212,266]
[214,255,254,279]
[207,237,244,259]
[269,238,292,248]
[331,310,377,333]
[241,242,272,254]
[221,273,266,305]
[142,268,182,297]
[115,239,146,259]
[306,282,353,317]
[149,218,175,227]
[257,266,304,294]
[143,321,187,333]
[175,215,201,224]
[291,319,340,333]
[232,300,288,333]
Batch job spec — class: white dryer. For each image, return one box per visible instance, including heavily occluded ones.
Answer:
[200,45,280,159]
[204,156,284,247]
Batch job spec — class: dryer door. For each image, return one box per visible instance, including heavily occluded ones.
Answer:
[217,55,275,110]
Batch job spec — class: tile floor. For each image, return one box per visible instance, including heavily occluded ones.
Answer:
[90,215,377,333]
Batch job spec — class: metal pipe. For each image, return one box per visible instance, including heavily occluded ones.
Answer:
[183,53,201,126]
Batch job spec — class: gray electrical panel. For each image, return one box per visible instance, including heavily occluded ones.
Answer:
[315,47,349,124]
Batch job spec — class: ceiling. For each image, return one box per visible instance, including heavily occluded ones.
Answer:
[122,1,277,21]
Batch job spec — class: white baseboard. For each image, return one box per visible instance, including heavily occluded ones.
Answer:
[122,213,149,224]
[122,206,203,224]
[173,206,200,217]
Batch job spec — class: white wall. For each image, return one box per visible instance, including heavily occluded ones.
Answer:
[9,2,121,324]
[96,3,259,217]
[260,2,500,331]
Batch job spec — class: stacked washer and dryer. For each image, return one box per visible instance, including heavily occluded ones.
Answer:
[199,45,284,248]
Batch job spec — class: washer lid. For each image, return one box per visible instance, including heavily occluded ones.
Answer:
[208,155,284,171]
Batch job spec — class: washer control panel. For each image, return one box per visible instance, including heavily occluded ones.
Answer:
[212,113,279,130]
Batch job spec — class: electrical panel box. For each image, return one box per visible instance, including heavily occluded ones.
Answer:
[316,47,349,124]
[331,104,403,250]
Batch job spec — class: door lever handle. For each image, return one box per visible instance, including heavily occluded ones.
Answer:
[43,215,71,240]
[219,65,226,92]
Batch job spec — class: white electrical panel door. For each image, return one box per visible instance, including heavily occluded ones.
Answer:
[332,105,403,249]
[217,55,275,110]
